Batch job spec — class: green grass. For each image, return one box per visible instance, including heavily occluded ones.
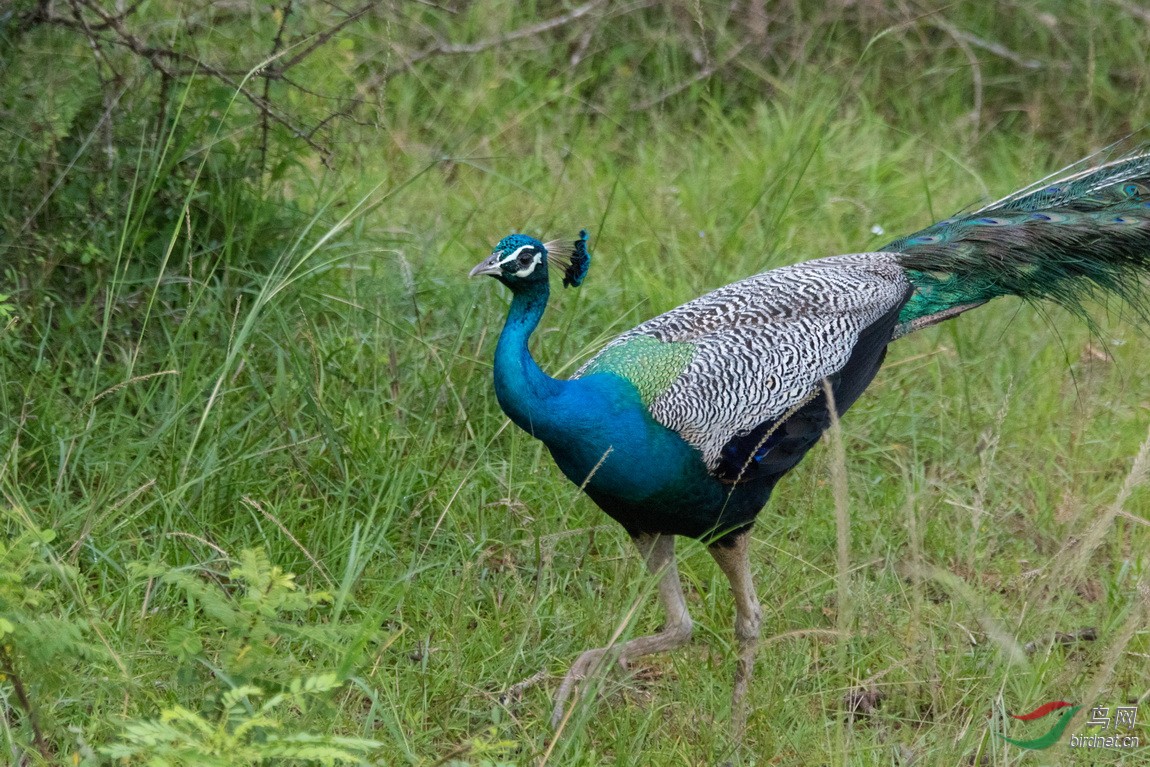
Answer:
[3,2,1150,765]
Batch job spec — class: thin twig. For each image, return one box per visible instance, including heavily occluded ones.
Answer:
[1107,0,1150,24]
[630,39,750,112]
[261,1,295,176]
[0,645,51,761]
[427,0,605,55]
[498,669,549,704]
[244,495,336,590]
[822,379,851,643]
[928,18,1044,70]
[273,2,376,74]
[1058,423,1150,579]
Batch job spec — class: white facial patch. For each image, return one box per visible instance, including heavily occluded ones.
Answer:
[496,244,534,266]
[513,252,543,277]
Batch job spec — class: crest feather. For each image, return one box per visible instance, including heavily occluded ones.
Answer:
[545,229,591,288]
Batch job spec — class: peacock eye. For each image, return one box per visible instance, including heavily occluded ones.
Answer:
[518,251,535,266]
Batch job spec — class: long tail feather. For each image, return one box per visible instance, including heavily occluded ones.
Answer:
[889,146,1150,330]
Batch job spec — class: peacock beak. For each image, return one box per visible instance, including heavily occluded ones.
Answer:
[469,254,503,278]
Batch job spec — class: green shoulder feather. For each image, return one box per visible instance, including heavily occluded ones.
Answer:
[578,335,696,406]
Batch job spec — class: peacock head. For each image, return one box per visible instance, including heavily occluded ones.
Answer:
[469,230,590,290]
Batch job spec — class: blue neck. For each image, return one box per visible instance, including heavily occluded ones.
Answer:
[487,277,729,529]
[493,280,564,435]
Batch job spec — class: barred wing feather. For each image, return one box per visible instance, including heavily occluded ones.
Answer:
[575,253,912,470]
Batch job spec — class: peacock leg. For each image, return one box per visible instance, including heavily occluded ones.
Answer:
[550,532,693,728]
[708,529,762,742]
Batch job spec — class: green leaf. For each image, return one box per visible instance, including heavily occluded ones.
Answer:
[166,626,204,660]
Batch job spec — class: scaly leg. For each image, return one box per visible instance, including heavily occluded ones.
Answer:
[551,532,693,728]
[709,529,762,742]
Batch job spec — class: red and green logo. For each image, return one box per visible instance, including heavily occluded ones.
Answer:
[996,701,1081,750]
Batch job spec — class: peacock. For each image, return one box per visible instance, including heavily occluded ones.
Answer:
[468,147,1150,735]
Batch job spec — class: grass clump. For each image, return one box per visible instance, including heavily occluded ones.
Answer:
[102,550,382,766]
[104,674,380,767]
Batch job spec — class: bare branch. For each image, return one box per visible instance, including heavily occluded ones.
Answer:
[367,0,612,89]
[261,1,296,175]
[30,0,380,163]
[273,2,377,74]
